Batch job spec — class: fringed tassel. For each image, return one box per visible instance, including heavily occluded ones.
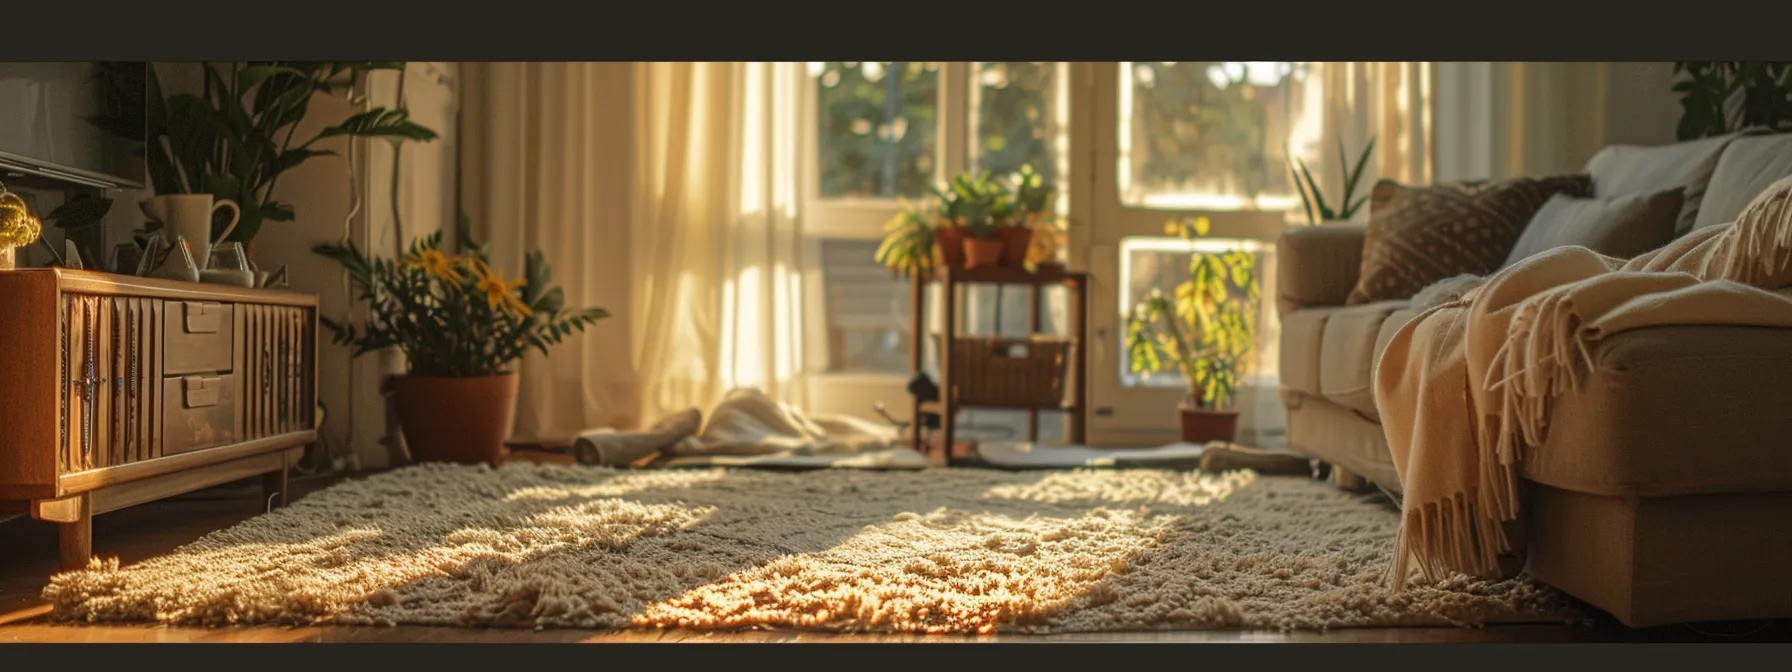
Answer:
[1722,182,1792,285]
[1389,491,1506,592]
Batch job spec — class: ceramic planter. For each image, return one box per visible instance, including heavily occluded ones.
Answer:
[1178,401,1239,444]
[935,225,968,270]
[962,236,1004,270]
[391,373,519,466]
[994,226,1033,268]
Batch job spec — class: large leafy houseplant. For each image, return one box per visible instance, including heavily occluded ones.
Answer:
[1126,216,1260,441]
[1673,62,1792,140]
[312,214,608,464]
[97,62,438,246]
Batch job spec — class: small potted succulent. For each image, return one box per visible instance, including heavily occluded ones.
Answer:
[312,213,608,465]
[1291,137,1376,225]
[1126,215,1261,443]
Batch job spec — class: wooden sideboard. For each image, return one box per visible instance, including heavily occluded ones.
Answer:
[0,268,318,570]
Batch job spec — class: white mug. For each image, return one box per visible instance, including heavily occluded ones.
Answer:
[140,194,240,270]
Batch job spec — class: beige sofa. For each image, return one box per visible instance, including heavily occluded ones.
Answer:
[1276,131,1792,627]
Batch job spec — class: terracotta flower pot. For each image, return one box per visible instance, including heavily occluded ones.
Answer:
[1178,402,1239,444]
[994,226,1033,268]
[962,236,1005,270]
[392,373,519,466]
[935,225,968,270]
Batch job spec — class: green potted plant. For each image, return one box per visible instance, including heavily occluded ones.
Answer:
[96,62,439,253]
[873,201,938,279]
[312,214,609,466]
[1290,138,1376,225]
[1672,62,1792,139]
[996,164,1056,268]
[1126,215,1261,443]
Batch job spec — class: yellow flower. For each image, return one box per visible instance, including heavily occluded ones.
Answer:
[404,249,465,285]
[471,258,532,317]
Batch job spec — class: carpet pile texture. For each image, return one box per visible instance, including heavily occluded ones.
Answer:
[44,463,1576,632]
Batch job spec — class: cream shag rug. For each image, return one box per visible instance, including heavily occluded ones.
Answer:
[44,464,1576,633]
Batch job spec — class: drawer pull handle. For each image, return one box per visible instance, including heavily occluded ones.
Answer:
[183,376,222,408]
[183,302,223,334]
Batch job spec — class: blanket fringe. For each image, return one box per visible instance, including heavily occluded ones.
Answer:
[1388,175,1792,590]
[1721,182,1792,285]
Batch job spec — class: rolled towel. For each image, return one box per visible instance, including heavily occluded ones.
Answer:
[572,408,703,467]
[1197,442,1314,476]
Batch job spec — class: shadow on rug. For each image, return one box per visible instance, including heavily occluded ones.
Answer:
[43,463,1577,632]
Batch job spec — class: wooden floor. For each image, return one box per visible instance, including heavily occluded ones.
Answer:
[2,473,1787,643]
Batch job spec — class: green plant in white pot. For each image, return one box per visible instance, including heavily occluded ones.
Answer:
[1125,215,1261,443]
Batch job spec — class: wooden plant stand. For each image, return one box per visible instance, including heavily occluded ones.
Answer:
[907,264,1089,465]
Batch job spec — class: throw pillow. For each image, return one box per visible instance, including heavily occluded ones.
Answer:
[1502,187,1684,268]
[1345,174,1592,305]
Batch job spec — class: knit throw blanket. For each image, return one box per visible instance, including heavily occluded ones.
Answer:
[1376,175,1792,586]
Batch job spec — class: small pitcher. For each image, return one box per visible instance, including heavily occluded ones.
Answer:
[140,194,240,270]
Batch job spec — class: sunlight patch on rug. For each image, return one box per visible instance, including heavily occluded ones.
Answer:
[41,463,1577,632]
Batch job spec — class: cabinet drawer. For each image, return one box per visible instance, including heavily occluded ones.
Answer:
[163,301,234,375]
[161,374,239,455]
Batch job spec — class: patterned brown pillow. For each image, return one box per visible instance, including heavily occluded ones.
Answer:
[1346,174,1593,305]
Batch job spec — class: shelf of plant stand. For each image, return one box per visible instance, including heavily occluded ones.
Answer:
[920,400,1080,413]
[923,263,1080,286]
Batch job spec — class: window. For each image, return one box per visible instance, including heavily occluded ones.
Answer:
[813,62,940,200]
[802,61,1424,447]
[805,62,1072,439]
[1117,61,1313,211]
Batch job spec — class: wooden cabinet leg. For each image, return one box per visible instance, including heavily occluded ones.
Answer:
[57,494,92,572]
[263,466,289,510]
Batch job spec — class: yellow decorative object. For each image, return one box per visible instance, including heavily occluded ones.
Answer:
[0,182,44,251]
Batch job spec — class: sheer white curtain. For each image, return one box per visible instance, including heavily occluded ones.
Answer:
[460,62,808,440]
[631,62,809,424]
[1432,62,1606,182]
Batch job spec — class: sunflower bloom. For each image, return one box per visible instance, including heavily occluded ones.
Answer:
[404,249,464,285]
[471,258,532,317]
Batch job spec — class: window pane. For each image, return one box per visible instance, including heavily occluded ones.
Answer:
[1117,237,1276,387]
[817,239,912,373]
[1118,62,1311,211]
[814,62,940,199]
[970,62,1068,189]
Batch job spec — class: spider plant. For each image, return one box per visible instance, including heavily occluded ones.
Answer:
[1291,137,1376,225]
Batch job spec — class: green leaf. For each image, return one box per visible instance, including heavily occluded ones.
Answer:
[316,107,439,144]
[46,194,115,230]
[236,65,310,94]
[1296,159,1333,220]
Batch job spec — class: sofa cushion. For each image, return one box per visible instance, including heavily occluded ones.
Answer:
[1503,188,1684,268]
[1347,175,1591,305]
[1585,133,1736,236]
[1318,300,1410,417]
[1524,323,1792,498]
[1278,307,1335,398]
[1693,133,1792,231]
